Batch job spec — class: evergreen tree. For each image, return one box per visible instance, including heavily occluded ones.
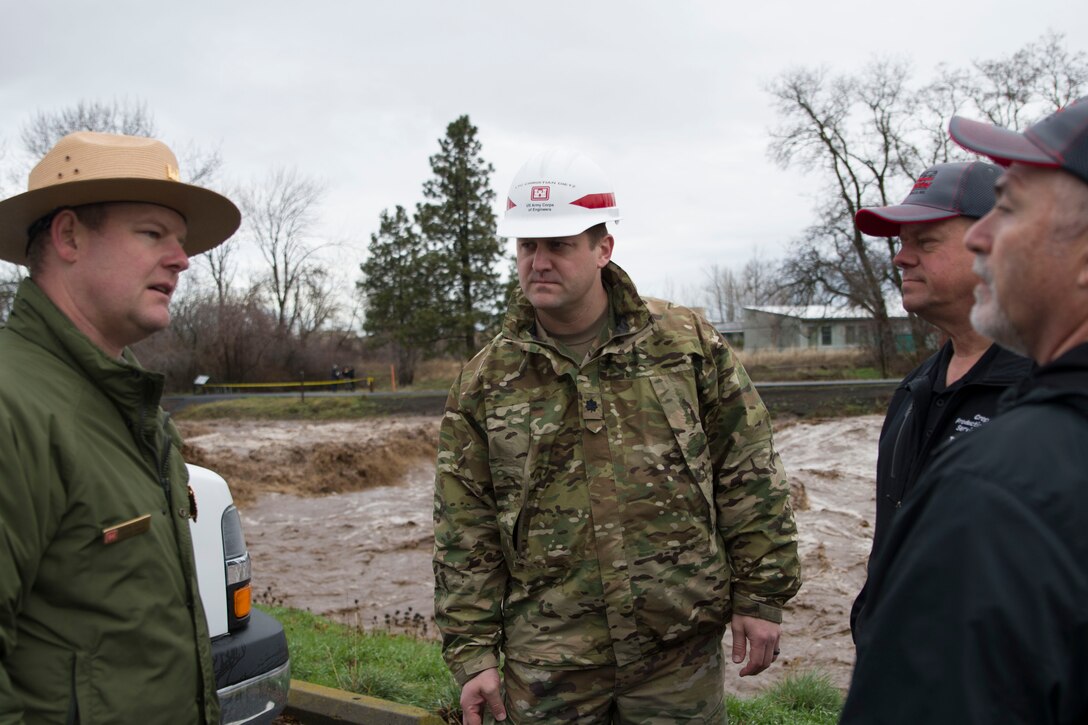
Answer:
[417,115,506,359]
[358,206,442,385]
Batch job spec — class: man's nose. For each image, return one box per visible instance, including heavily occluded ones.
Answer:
[532,248,552,270]
[964,215,992,255]
[166,238,190,272]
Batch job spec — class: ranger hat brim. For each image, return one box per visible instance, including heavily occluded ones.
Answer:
[0,132,240,265]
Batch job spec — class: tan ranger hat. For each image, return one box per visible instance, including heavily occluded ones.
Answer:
[0,131,240,265]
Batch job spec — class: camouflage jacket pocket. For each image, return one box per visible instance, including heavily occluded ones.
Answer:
[650,373,718,532]
[487,397,587,577]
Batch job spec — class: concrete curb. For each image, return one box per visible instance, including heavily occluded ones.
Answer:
[285,679,445,725]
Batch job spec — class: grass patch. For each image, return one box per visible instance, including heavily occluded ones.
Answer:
[175,392,448,421]
[268,603,842,723]
[728,670,843,724]
[263,605,459,715]
[738,348,879,382]
[178,396,383,420]
[408,358,464,392]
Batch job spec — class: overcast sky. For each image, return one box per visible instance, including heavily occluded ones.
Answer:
[2,1,1085,308]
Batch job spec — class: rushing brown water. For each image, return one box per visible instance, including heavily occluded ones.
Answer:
[180,414,882,695]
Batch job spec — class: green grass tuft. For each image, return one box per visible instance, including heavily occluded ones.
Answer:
[767,669,843,713]
[266,603,843,723]
[727,670,843,724]
[261,605,459,714]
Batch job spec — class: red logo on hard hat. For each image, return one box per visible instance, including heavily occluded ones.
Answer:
[531,186,550,201]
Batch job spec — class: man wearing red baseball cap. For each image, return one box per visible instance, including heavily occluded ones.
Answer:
[844,98,1088,723]
[849,161,1032,641]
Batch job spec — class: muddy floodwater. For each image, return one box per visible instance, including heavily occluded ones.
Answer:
[179,414,880,696]
[243,464,437,634]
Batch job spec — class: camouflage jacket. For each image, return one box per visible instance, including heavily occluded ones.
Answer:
[433,263,800,685]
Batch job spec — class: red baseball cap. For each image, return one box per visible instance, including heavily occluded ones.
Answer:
[948,96,1088,185]
[855,161,1001,237]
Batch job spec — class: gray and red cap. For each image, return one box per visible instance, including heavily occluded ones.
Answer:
[949,96,1088,185]
[855,161,1002,237]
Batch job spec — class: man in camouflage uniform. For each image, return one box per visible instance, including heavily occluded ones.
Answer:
[433,148,801,724]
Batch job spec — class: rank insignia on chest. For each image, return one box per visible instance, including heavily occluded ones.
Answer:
[581,394,604,432]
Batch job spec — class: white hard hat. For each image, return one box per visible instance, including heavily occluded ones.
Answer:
[496,147,621,238]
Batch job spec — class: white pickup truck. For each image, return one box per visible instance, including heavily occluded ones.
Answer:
[188,464,291,724]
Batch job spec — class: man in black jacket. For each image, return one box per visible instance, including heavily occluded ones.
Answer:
[843,98,1088,723]
[850,161,1032,639]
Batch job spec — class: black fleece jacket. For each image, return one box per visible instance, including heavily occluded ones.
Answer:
[842,343,1088,724]
[850,342,1032,638]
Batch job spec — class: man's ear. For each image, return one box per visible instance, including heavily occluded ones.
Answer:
[596,234,615,269]
[49,209,83,263]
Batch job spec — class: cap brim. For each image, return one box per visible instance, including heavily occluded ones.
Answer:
[0,178,240,265]
[948,116,1061,168]
[855,205,960,237]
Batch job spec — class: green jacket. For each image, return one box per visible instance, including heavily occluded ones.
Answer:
[0,280,218,724]
[433,263,801,685]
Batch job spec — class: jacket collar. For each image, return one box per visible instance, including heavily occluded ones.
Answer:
[903,340,1033,392]
[501,261,651,343]
[1002,342,1088,414]
[6,278,164,415]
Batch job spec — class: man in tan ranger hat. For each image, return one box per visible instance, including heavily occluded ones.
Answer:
[0,131,239,724]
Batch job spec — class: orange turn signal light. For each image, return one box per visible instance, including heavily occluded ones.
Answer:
[233,584,252,619]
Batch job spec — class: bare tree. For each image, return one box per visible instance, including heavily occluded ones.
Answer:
[968,31,1087,128]
[292,265,342,343]
[137,280,278,388]
[171,140,222,187]
[0,137,18,197]
[703,256,790,324]
[767,62,909,373]
[766,31,1087,374]
[740,254,787,308]
[21,99,156,158]
[18,99,222,185]
[198,237,239,309]
[703,264,739,323]
[0,264,22,323]
[235,167,327,333]
[0,133,20,314]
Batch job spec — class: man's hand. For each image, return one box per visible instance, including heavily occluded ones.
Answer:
[730,614,781,677]
[461,667,506,724]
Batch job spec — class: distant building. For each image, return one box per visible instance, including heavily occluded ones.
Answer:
[714,318,746,349]
[719,303,914,352]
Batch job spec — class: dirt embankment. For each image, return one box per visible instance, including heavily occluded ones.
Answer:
[180,417,440,507]
[177,413,880,696]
